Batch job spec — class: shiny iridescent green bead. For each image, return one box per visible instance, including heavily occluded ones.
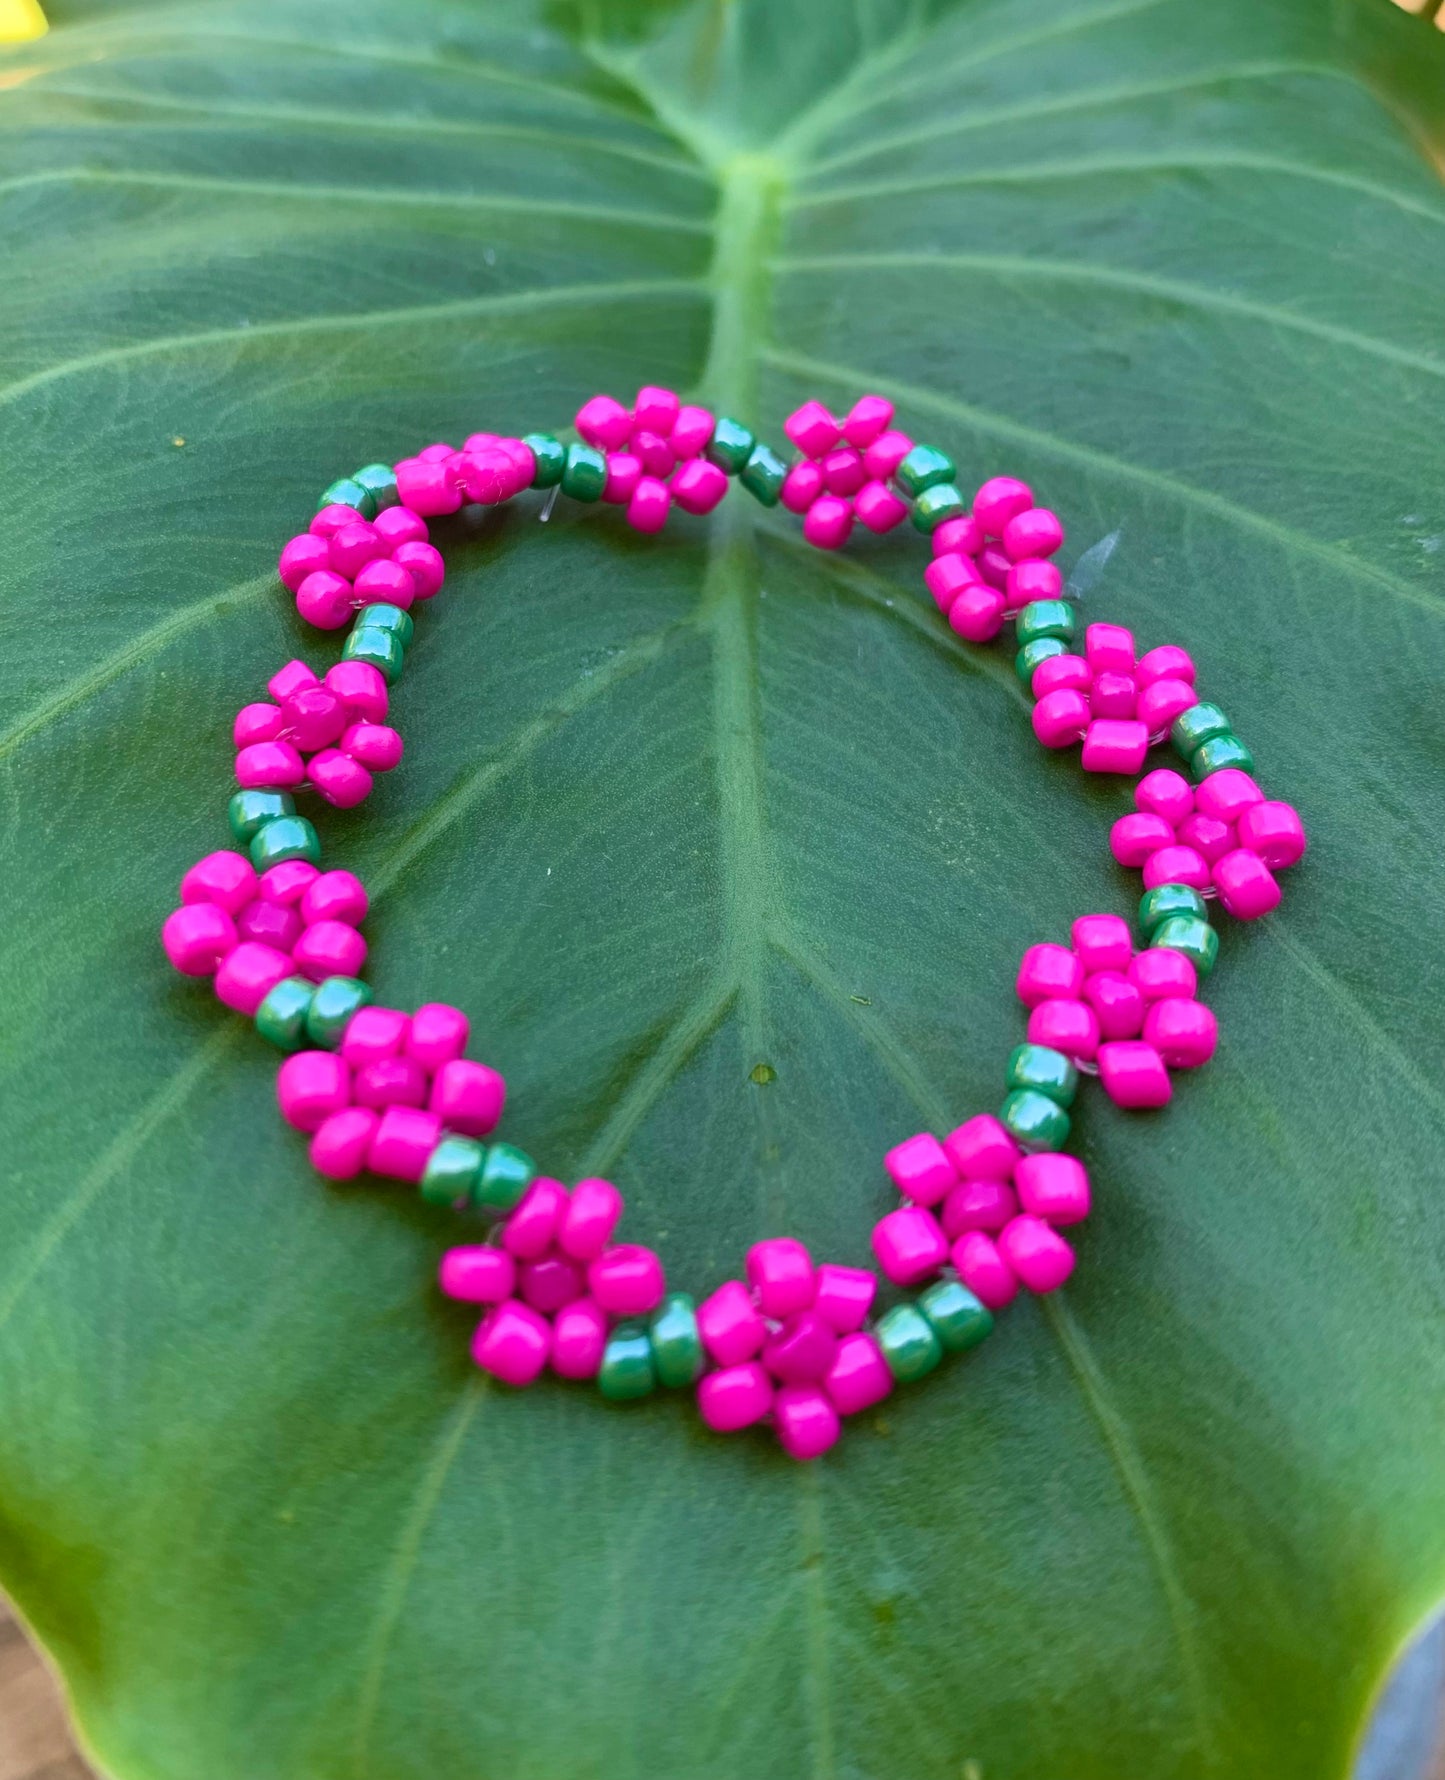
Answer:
[305,976,372,1049]
[739,441,787,506]
[351,463,399,510]
[648,1292,704,1387]
[1006,1042,1077,1107]
[1192,734,1254,780]
[876,1303,943,1383]
[421,1136,486,1207]
[1016,637,1068,683]
[1139,881,1208,937]
[254,976,316,1050]
[1000,1088,1070,1151]
[318,477,375,519]
[228,788,294,843]
[1150,915,1219,977]
[894,443,955,498]
[705,416,754,475]
[911,482,967,533]
[343,625,404,682]
[598,1322,656,1401]
[522,433,566,488]
[1170,701,1230,759]
[249,814,320,871]
[561,441,607,502]
[474,1143,535,1213]
[356,602,413,648]
[1016,599,1077,646]
[917,1278,994,1354]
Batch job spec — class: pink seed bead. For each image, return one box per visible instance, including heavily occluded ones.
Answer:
[235,740,305,789]
[670,457,728,515]
[1138,677,1199,736]
[296,570,357,630]
[325,661,389,722]
[1017,942,1084,1007]
[972,476,1033,536]
[429,1058,506,1136]
[697,1361,773,1432]
[1090,671,1137,721]
[588,1244,665,1317]
[854,480,909,532]
[863,428,913,480]
[1136,645,1195,688]
[811,1264,877,1334]
[633,384,680,436]
[998,1215,1075,1293]
[821,446,865,498]
[1144,997,1218,1067]
[1111,812,1173,867]
[1128,947,1198,1002]
[416,442,455,462]
[558,1177,623,1260]
[395,459,463,516]
[300,870,368,927]
[977,545,1012,590]
[883,1131,957,1206]
[1006,559,1063,611]
[947,584,1006,643]
[340,1007,410,1067]
[802,495,853,550]
[1027,997,1100,1062]
[842,393,894,447]
[328,521,384,580]
[943,1112,1022,1180]
[824,1333,893,1416]
[1136,768,1194,824]
[1082,971,1145,1041]
[773,1384,840,1462]
[339,721,404,772]
[439,1245,515,1303]
[1195,768,1264,824]
[745,1237,815,1319]
[367,1106,443,1182]
[293,919,367,982]
[632,430,674,477]
[406,1002,468,1069]
[763,1311,839,1383]
[780,460,824,514]
[311,503,365,540]
[162,903,237,975]
[1177,812,1235,864]
[1213,848,1281,919]
[277,1050,351,1133]
[1097,1041,1172,1108]
[698,1279,767,1365]
[392,541,444,600]
[1032,653,1091,699]
[520,1253,587,1315]
[235,900,302,952]
[626,476,671,533]
[234,702,284,749]
[309,1106,379,1180]
[950,1231,1019,1309]
[353,1055,428,1111]
[260,866,320,911]
[1142,844,1211,893]
[459,446,521,505]
[603,451,643,505]
[933,513,984,556]
[308,749,374,807]
[575,394,633,450]
[502,1177,568,1259]
[669,404,715,458]
[550,1298,609,1379]
[472,1300,551,1387]
[278,532,331,592]
[783,399,842,459]
[1081,718,1149,775]
[373,506,427,549]
[940,1178,1018,1237]
[871,1206,947,1287]
[279,685,346,752]
[1236,801,1307,869]
[181,849,257,916]
[1032,688,1090,748]
[1071,912,1132,975]
[1014,1153,1090,1225]
[1085,622,1135,674]
[213,941,291,1014]
[1002,507,1064,561]
[353,558,416,610]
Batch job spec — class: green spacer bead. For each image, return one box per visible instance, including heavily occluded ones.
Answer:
[910,482,967,533]
[1016,637,1068,683]
[355,602,414,648]
[1000,1088,1071,1152]
[705,416,755,475]
[1015,599,1077,647]
[305,976,372,1049]
[522,433,566,488]
[1006,1042,1078,1108]
[474,1142,536,1213]
[351,463,398,510]
[739,441,787,506]
[1139,881,1208,937]
[228,788,295,843]
[1170,701,1231,759]
[598,1322,657,1401]
[318,477,375,519]
[249,814,320,872]
[343,624,405,683]
[1150,915,1219,978]
[917,1277,994,1354]
[420,1136,486,1207]
[894,443,955,499]
[648,1292,704,1388]
[876,1303,943,1383]
[1192,733,1254,781]
[561,441,607,502]
[254,975,316,1051]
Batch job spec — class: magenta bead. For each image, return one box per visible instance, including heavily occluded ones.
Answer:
[459,446,522,505]
[871,1205,947,1287]
[277,1050,351,1133]
[669,404,715,458]
[603,451,643,505]
[309,760,373,824]
[634,384,680,436]
[293,918,367,982]
[1097,1041,1172,1108]
[396,459,462,517]
[802,495,853,550]
[1082,970,1145,1040]
[977,545,1012,590]
[309,1106,379,1180]
[783,399,841,459]
[439,1246,515,1304]
[774,1384,840,1462]
[824,1333,893,1416]
[812,1263,877,1334]
[325,660,389,722]
[340,1006,410,1067]
[821,446,865,498]
[301,870,368,927]
[405,1001,467,1069]
[279,685,346,751]
[558,1177,623,1260]
[780,460,824,514]
[392,541,444,600]
[1136,645,1195,688]
[373,506,428,549]
[550,1298,609,1379]
[1111,815,1171,868]
[472,1300,551,1387]
[947,584,1006,643]
[1032,653,1091,699]
[972,476,1033,536]
[1196,768,1264,824]
[310,503,362,540]
[883,1131,957,1206]
[259,860,319,905]
[416,442,455,461]
[1014,1153,1090,1226]
[950,1230,1019,1309]
[763,1311,839,1383]
[933,513,984,556]
[940,1178,1018,1237]
[745,1238,815,1319]
[278,532,331,592]
[842,394,894,447]
[367,1106,443,1182]
[924,553,979,612]
[235,899,302,952]
[233,702,284,749]
[998,1215,1075,1293]
[626,477,671,533]
[1142,844,1211,893]
[854,480,909,532]
[1136,768,1194,824]
[235,739,305,790]
[1071,912,1131,975]
[339,721,404,772]
[588,1244,665,1317]
[502,1177,568,1259]
[428,1058,506,1137]
[328,521,383,580]
[213,941,291,1014]
[697,1361,773,1432]
[1085,622,1134,674]
[1128,948,1198,1002]
[1144,997,1218,1067]
[520,1253,586,1315]
[1017,942,1084,1007]
[1090,671,1137,721]
[698,1279,767,1366]
[1002,507,1064,561]
[1027,997,1100,1062]
[670,457,728,515]
[1138,677,1199,736]
[1033,688,1090,748]
[624,433,666,479]
[353,1055,428,1111]
[1236,801,1307,869]
[575,394,632,451]
[162,903,237,975]
[1213,848,1281,919]
[1177,812,1235,864]
[296,570,356,630]
[943,1112,1022,1180]
[181,849,257,916]
[1005,559,1063,610]
[1081,718,1149,775]
[353,558,416,610]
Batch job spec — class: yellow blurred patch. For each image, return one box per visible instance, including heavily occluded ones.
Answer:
[0,0,47,43]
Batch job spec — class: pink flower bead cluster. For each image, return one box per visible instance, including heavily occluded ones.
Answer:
[161,850,369,999]
[393,436,537,518]
[574,385,730,532]
[1110,767,1307,919]
[1017,913,1216,1108]
[1023,624,1193,774]
[878,1122,1088,1308]
[233,657,404,811]
[778,394,911,547]
[921,474,1067,637]
[279,503,444,631]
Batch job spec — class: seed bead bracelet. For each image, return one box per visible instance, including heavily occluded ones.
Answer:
[158,385,1308,1463]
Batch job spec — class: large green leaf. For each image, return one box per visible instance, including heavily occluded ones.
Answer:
[2,1,1444,1774]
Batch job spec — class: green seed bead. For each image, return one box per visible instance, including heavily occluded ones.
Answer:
[254,975,316,1051]
[598,1322,656,1401]
[894,443,955,498]
[1138,881,1208,937]
[420,1136,486,1207]
[1015,599,1077,646]
[739,441,787,506]
[249,814,320,872]
[1150,915,1219,978]
[351,463,398,510]
[917,1277,994,1354]
[1191,733,1254,781]
[305,976,372,1049]
[355,602,414,647]
[318,477,375,519]
[705,416,755,475]
[228,788,295,843]
[876,1303,943,1383]
[1006,1042,1078,1108]
[1170,701,1231,759]
[1016,637,1068,683]
[911,482,967,533]
[474,1142,535,1213]
[522,433,566,488]
[1000,1088,1071,1152]
[343,624,404,682]
[648,1292,704,1388]
[561,441,607,502]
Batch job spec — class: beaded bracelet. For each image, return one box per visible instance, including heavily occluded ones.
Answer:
[159,385,1307,1462]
